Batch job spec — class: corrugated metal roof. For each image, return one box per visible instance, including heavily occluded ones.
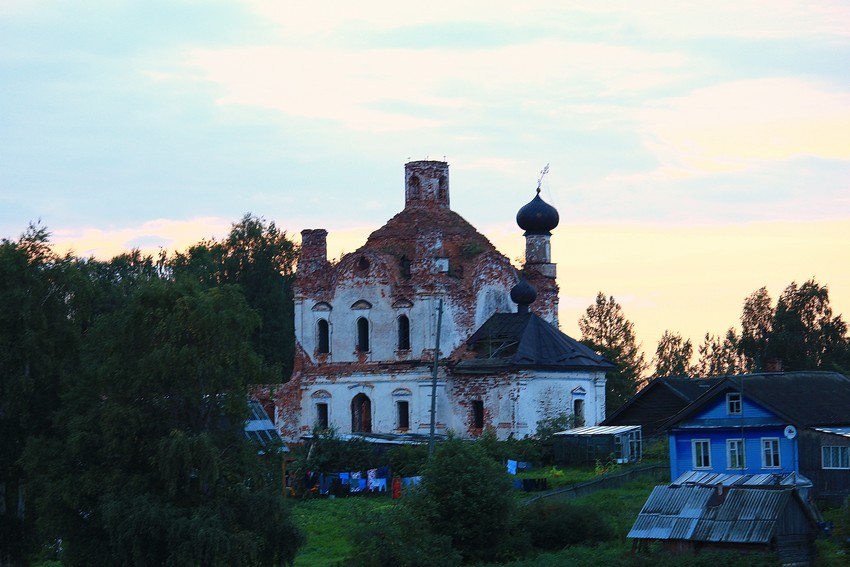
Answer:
[814,427,850,439]
[629,485,800,545]
[672,470,812,489]
[554,425,641,436]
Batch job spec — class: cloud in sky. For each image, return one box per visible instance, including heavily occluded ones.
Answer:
[636,78,850,175]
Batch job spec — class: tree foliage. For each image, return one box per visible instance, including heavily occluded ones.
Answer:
[579,293,647,414]
[0,224,84,563]
[0,223,304,566]
[736,280,849,373]
[172,214,299,378]
[767,279,848,371]
[23,279,303,566]
[652,330,694,378]
[418,438,516,563]
[694,329,745,377]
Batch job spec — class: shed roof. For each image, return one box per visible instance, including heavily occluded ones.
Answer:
[628,485,812,544]
[554,425,641,437]
[456,312,615,372]
[245,400,287,451]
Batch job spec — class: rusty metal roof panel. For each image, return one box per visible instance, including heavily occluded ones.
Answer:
[629,485,794,545]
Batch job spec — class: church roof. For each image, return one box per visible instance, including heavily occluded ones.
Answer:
[455,312,615,373]
[364,205,497,261]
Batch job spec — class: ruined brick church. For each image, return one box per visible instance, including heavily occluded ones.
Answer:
[266,160,612,442]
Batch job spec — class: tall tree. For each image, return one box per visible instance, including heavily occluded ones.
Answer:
[695,329,745,377]
[767,279,848,371]
[172,214,299,379]
[0,224,84,564]
[738,286,773,372]
[579,292,647,415]
[22,280,303,566]
[652,330,694,378]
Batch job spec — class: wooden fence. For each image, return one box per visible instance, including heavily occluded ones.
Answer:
[521,463,669,505]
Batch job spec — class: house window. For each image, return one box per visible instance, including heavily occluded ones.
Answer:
[317,319,330,354]
[397,400,410,430]
[726,392,742,415]
[822,446,850,469]
[762,438,781,468]
[692,439,711,469]
[356,317,370,352]
[315,403,329,430]
[471,400,484,429]
[726,439,745,469]
[397,315,410,350]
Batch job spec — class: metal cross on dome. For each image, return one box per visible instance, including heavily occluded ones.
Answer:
[536,163,549,194]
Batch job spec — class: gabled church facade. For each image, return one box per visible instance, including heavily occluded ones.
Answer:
[265,160,611,442]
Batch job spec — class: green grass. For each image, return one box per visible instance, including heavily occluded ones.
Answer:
[291,496,391,567]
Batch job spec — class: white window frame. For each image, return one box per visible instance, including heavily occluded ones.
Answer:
[761,438,781,469]
[726,392,742,416]
[692,439,711,469]
[726,438,745,470]
[822,446,850,469]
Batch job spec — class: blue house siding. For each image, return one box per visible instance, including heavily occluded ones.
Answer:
[693,396,774,421]
[669,429,797,479]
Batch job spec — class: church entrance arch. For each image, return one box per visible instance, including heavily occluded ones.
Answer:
[351,393,372,433]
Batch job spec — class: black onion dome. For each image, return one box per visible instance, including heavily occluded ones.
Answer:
[510,278,537,307]
[516,190,559,235]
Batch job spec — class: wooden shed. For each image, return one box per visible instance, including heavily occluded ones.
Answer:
[629,483,818,565]
[553,425,642,465]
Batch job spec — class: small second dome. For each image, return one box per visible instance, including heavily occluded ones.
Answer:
[510,277,537,307]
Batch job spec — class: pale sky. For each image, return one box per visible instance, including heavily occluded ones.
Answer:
[2,1,849,365]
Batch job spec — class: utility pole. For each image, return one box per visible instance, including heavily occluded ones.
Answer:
[428,297,444,460]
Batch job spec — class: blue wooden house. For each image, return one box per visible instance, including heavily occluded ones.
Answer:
[661,372,850,500]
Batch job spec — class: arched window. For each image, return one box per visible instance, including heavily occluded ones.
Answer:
[573,399,585,427]
[351,393,372,433]
[356,317,369,352]
[397,315,410,350]
[317,319,330,354]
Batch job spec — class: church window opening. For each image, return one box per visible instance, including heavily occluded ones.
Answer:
[317,319,329,354]
[315,403,329,430]
[573,399,585,427]
[356,317,370,352]
[356,256,370,273]
[351,393,372,433]
[397,315,410,350]
[396,400,409,430]
[471,400,484,429]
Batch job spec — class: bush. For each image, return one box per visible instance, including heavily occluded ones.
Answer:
[520,500,614,550]
[477,428,542,466]
[387,443,429,477]
[346,503,460,567]
[294,427,379,474]
[419,438,516,563]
